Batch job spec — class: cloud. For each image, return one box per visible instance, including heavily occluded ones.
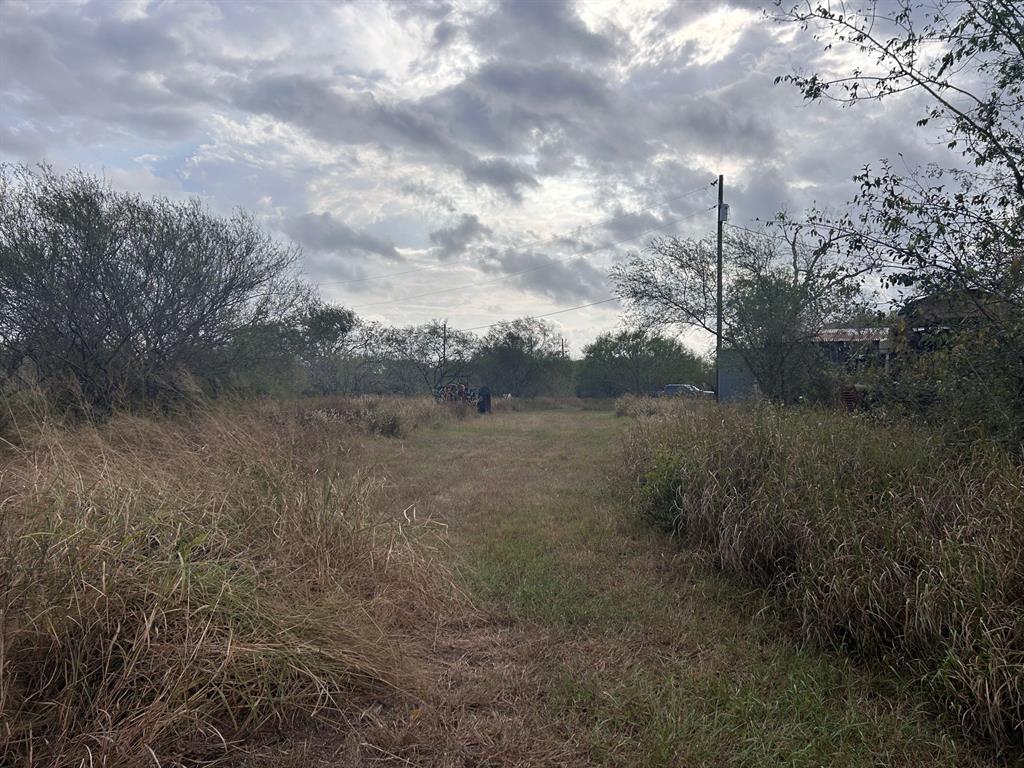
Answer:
[229,73,537,199]
[479,247,610,303]
[429,213,493,259]
[603,206,671,240]
[468,0,617,63]
[0,0,971,348]
[432,20,458,48]
[284,212,402,262]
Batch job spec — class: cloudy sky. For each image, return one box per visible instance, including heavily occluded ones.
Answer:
[0,0,953,352]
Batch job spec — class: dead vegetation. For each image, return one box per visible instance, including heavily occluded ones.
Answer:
[622,401,1024,752]
[0,397,455,766]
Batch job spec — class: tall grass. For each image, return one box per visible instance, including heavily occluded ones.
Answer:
[491,396,615,413]
[0,398,452,765]
[622,402,1024,751]
[294,394,458,436]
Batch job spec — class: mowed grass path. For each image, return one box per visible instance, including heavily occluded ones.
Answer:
[360,407,996,768]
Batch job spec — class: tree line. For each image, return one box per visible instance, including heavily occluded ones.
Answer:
[0,165,708,412]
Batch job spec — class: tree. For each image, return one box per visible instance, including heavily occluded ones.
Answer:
[612,226,865,402]
[294,300,357,394]
[383,320,477,393]
[475,318,567,397]
[576,330,709,397]
[0,165,306,409]
[778,1,1024,444]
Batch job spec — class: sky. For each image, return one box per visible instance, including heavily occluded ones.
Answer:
[0,0,955,354]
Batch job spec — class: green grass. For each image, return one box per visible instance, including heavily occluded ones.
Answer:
[277,405,1005,766]
[372,408,995,767]
[469,531,636,629]
[551,657,969,768]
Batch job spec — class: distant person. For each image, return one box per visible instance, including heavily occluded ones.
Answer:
[478,385,491,414]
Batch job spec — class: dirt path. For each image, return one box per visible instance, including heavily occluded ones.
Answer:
[301,408,996,767]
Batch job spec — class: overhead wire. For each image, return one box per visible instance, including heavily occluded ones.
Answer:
[457,297,620,332]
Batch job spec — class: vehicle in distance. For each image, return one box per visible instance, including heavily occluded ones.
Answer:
[654,383,714,398]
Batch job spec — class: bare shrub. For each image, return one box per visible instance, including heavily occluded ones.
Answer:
[624,404,1024,750]
[0,165,306,412]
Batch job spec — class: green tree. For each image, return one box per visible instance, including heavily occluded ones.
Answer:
[612,226,864,402]
[475,318,567,397]
[576,330,709,398]
[383,320,477,393]
[294,300,357,394]
[779,0,1024,444]
[0,165,305,410]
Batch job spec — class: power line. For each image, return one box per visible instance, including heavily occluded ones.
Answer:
[724,221,795,242]
[314,179,718,289]
[457,297,620,332]
[351,204,717,310]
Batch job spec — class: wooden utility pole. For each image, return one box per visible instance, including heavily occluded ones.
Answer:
[441,321,448,386]
[715,174,724,403]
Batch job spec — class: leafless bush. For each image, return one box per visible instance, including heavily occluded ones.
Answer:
[0,165,306,412]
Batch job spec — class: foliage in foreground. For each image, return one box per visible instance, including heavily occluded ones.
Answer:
[622,402,1024,751]
[0,398,453,765]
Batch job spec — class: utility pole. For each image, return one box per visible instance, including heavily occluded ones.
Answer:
[715,174,725,403]
[441,321,448,386]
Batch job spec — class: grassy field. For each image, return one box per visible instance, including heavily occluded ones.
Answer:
[2,400,1011,766]
[347,406,1001,767]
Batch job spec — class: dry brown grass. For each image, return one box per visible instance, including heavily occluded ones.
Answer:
[0,398,455,766]
[491,396,613,413]
[290,394,459,436]
[623,402,1024,752]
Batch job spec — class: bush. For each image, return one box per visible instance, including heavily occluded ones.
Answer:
[623,403,1024,750]
[0,402,450,765]
[0,165,305,412]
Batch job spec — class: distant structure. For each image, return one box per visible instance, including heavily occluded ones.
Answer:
[717,348,759,403]
[896,289,996,350]
[811,327,892,367]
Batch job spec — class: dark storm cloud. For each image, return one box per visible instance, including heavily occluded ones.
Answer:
[468,0,617,62]
[284,212,402,262]
[432,20,459,48]
[473,62,610,110]
[429,214,493,259]
[479,248,610,303]
[602,207,673,240]
[420,59,646,173]
[0,3,200,142]
[229,73,537,198]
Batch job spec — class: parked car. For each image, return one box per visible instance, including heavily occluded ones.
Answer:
[657,383,714,398]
